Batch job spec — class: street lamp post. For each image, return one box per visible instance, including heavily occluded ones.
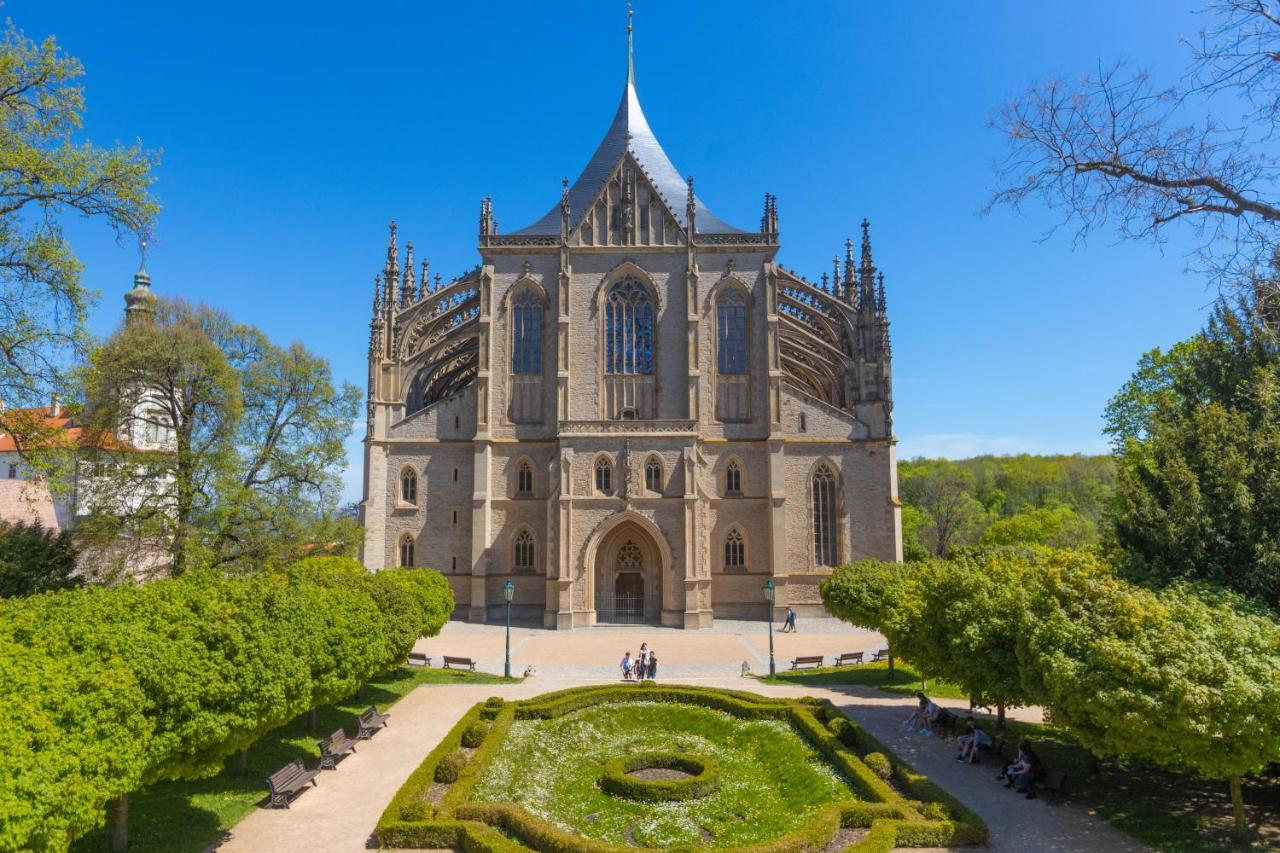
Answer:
[503,580,515,679]
[763,580,776,677]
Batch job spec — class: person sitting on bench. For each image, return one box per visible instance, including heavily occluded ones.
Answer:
[956,722,992,763]
[902,693,938,735]
[999,740,1043,798]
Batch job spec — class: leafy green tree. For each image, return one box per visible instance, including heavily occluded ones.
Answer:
[0,17,156,431]
[0,520,81,597]
[78,299,361,576]
[1107,290,1280,610]
[899,462,988,556]
[978,506,1095,549]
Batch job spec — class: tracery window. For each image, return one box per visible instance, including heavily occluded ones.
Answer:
[511,289,543,374]
[516,461,533,497]
[724,528,745,570]
[604,277,654,375]
[812,463,839,566]
[514,529,535,572]
[716,289,747,374]
[400,467,418,505]
[398,534,415,568]
[595,456,613,494]
[725,460,742,495]
[644,457,662,492]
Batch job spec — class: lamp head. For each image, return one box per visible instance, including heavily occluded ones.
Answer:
[503,580,515,602]
[763,579,775,603]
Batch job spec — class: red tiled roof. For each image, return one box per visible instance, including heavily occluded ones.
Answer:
[0,406,129,452]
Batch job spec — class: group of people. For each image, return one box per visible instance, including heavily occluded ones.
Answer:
[619,643,658,681]
[906,693,1044,800]
[901,692,947,736]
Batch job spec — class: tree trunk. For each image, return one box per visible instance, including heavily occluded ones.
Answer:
[1229,775,1247,837]
[356,683,365,702]
[236,748,248,776]
[109,793,128,853]
[997,703,1006,728]
[308,707,318,736]
[886,653,894,674]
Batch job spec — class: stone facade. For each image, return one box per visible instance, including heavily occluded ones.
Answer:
[359,43,901,628]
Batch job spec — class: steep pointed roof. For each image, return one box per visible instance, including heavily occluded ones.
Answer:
[511,30,742,236]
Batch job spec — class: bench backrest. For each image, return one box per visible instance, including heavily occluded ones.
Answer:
[839,652,863,660]
[323,728,349,750]
[796,656,823,663]
[269,759,304,787]
[443,655,472,664]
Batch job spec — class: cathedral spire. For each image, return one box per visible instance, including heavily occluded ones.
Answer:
[401,241,415,307]
[124,238,157,325]
[626,0,635,86]
[383,222,398,308]
[419,257,429,301]
[859,218,877,310]
[843,238,855,303]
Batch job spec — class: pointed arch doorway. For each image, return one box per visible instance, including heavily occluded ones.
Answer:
[593,520,664,625]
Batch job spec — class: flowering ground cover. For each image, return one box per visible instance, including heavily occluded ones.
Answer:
[377,684,987,852]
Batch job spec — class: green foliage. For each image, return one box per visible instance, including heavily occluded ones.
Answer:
[863,752,892,779]
[0,564,453,851]
[378,685,987,852]
[597,752,718,802]
[77,299,362,577]
[898,454,1113,557]
[379,566,455,637]
[435,749,468,784]
[461,721,491,749]
[0,520,81,597]
[1108,294,1280,611]
[0,16,157,423]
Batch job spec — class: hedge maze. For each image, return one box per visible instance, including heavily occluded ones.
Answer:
[377,685,987,852]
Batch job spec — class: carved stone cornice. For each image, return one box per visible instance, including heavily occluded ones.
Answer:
[558,419,697,436]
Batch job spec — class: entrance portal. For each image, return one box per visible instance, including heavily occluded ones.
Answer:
[593,522,663,625]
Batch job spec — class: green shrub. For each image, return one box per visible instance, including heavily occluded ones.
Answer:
[598,752,719,802]
[461,721,491,749]
[435,749,468,783]
[0,520,81,598]
[864,751,892,779]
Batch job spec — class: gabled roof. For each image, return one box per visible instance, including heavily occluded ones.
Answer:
[511,60,742,236]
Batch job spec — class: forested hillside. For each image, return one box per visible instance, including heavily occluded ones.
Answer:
[897,455,1114,559]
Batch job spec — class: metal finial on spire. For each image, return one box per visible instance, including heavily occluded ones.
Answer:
[626,0,635,85]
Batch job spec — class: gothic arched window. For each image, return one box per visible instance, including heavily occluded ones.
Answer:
[725,460,742,495]
[644,457,662,492]
[812,463,839,566]
[716,289,747,375]
[516,461,534,497]
[604,277,654,375]
[400,467,418,505]
[511,288,543,374]
[595,456,613,494]
[398,533,415,568]
[514,529,535,572]
[724,528,745,570]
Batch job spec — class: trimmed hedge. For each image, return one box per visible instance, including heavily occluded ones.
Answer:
[462,721,491,748]
[375,685,988,852]
[598,751,718,802]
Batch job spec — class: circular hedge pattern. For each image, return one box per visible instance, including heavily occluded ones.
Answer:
[599,751,718,801]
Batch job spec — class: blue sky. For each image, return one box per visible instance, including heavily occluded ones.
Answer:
[27,1,1215,503]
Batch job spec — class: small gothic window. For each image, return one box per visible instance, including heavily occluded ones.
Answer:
[514,529,535,572]
[400,467,417,505]
[726,460,742,495]
[799,413,807,433]
[451,556,457,572]
[645,457,662,492]
[454,414,460,429]
[511,289,543,374]
[398,534,415,568]
[812,463,839,566]
[604,277,654,375]
[716,289,747,374]
[595,456,613,494]
[724,528,745,569]
[453,467,459,481]
[517,461,533,496]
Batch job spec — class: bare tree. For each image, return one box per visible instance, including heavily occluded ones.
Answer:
[988,1,1280,289]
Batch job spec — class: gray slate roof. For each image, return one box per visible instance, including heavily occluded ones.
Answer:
[511,76,743,236]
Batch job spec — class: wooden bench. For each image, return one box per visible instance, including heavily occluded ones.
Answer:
[407,652,432,667]
[442,655,477,671]
[356,705,390,740]
[870,648,891,663]
[265,758,319,808]
[834,651,864,667]
[318,727,357,770]
[1036,767,1067,801]
[789,655,824,670]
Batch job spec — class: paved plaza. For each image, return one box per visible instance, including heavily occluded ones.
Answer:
[217,621,1143,853]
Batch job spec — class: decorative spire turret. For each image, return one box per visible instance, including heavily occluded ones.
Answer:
[859,218,877,311]
[419,258,429,301]
[820,272,829,294]
[685,175,696,233]
[761,193,778,236]
[626,0,635,85]
[479,197,494,237]
[832,256,841,298]
[124,239,157,325]
[843,238,855,303]
[876,271,887,314]
[383,222,398,308]
[401,241,415,307]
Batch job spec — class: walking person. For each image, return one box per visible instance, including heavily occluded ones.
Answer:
[647,650,658,681]
[780,607,797,633]
[620,650,634,681]
[638,642,649,675]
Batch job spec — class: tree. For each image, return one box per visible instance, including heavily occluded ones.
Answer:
[899,462,988,556]
[978,506,1096,549]
[989,1,1280,290]
[0,17,157,431]
[1107,290,1280,609]
[78,299,361,576]
[0,520,80,597]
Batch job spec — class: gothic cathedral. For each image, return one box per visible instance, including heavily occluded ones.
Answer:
[360,32,901,628]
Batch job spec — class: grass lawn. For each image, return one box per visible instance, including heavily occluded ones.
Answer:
[473,701,848,848]
[70,665,517,853]
[761,660,970,700]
